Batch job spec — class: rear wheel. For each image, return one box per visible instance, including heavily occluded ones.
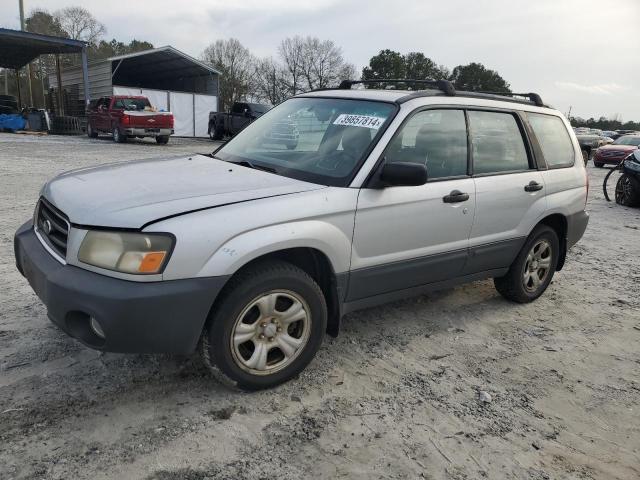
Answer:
[582,149,589,165]
[113,127,126,143]
[156,135,169,144]
[594,161,604,168]
[201,261,327,390]
[615,173,640,207]
[494,225,559,303]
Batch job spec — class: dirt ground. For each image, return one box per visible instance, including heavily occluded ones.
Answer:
[1,132,639,480]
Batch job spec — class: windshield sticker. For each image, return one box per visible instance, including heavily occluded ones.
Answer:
[333,114,386,129]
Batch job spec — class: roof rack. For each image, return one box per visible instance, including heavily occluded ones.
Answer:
[338,79,456,96]
[473,91,544,107]
[334,79,545,108]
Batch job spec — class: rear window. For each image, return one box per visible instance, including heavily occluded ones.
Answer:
[113,98,151,111]
[527,113,575,168]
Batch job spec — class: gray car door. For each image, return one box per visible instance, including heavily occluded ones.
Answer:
[463,109,547,275]
[349,109,475,301]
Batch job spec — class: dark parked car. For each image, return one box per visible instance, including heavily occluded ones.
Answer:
[208,102,271,140]
[593,135,640,167]
[574,131,605,164]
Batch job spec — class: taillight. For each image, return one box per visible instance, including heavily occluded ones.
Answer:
[122,115,130,126]
[169,115,174,129]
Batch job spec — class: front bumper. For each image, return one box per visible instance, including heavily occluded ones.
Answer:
[124,127,173,137]
[14,221,228,354]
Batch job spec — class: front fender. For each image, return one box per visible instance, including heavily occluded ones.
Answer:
[197,220,352,277]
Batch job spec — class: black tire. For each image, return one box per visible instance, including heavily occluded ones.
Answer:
[156,135,169,144]
[494,225,559,303]
[201,261,327,390]
[615,173,640,207]
[213,122,224,141]
[113,127,126,143]
[87,123,98,138]
[594,161,604,168]
[582,150,589,165]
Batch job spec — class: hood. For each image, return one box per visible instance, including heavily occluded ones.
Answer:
[42,154,324,229]
[598,144,638,152]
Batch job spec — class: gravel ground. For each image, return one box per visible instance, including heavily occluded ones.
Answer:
[1,132,639,480]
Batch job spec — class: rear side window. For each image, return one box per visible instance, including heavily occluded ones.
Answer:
[469,111,530,174]
[527,113,574,168]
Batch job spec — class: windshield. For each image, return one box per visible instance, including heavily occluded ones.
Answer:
[113,98,151,111]
[214,97,396,186]
[613,136,640,146]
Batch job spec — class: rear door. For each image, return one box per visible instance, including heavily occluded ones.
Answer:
[349,108,475,301]
[464,109,546,274]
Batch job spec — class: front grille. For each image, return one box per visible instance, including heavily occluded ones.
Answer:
[35,199,69,259]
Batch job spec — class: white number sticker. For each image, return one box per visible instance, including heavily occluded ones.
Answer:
[333,114,386,129]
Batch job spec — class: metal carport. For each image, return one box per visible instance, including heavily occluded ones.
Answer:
[0,27,89,110]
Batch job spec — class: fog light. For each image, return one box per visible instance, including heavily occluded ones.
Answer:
[90,317,105,339]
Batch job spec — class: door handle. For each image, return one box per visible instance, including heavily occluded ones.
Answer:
[524,181,543,192]
[443,190,470,203]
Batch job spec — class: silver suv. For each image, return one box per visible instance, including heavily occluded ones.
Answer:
[14,80,589,390]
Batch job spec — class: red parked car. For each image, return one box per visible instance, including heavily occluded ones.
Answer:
[593,135,640,167]
[87,95,174,144]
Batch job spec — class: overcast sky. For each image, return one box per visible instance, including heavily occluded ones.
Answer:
[2,0,639,121]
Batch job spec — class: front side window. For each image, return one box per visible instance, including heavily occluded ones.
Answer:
[215,97,396,187]
[527,112,575,168]
[385,109,468,179]
[469,110,530,174]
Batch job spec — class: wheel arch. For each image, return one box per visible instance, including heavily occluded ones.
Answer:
[536,213,568,271]
[210,247,344,337]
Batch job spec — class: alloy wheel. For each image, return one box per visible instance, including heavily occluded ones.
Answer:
[522,239,552,292]
[230,290,311,375]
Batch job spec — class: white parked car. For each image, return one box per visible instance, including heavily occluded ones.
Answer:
[15,80,589,390]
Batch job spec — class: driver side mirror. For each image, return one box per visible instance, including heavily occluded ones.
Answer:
[379,161,428,187]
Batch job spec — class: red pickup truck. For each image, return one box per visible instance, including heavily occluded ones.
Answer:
[87,95,174,144]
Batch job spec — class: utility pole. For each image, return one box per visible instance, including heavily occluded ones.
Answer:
[19,0,34,108]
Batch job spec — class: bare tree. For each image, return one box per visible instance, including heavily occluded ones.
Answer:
[202,38,255,111]
[54,6,106,45]
[278,36,306,96]
[279,36,355,95]
[252,57,289,106]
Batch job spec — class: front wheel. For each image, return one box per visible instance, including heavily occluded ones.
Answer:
[87,123,98,138]
[494,225,559,303]
[201,261,327,390]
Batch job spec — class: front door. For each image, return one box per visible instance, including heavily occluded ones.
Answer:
[349,108,475,301]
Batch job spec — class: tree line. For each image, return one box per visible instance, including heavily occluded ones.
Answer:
[569,116,640,132]
[203,40,513,111]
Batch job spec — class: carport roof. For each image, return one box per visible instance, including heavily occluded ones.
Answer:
[108,46,221,78]
[0,27,86,69]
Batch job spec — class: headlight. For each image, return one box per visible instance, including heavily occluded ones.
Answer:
[78,231,174,274]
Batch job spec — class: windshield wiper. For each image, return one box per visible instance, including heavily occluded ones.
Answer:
[229,160,278,174]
